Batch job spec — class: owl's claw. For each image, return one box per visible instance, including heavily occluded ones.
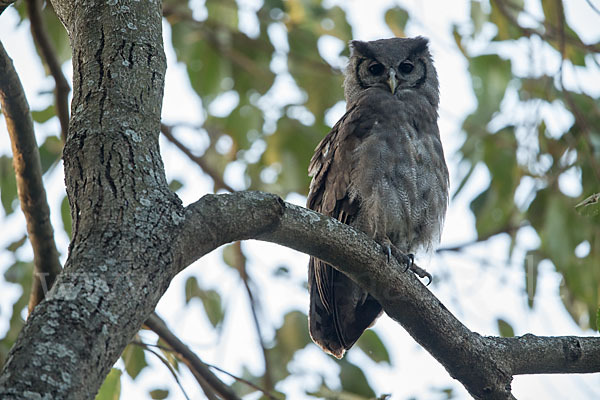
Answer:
[404,253,414,273]
[409,263,432,286]
[386,245,432,285]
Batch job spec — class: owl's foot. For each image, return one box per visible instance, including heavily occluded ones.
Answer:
[408,262,432,286]
[385,245,432,286]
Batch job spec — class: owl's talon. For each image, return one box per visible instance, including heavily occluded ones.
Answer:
[409,263,432,285]
[404,253,414,272]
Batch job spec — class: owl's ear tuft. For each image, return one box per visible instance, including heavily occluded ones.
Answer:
[349,40,376,59]
[411,36,430,55]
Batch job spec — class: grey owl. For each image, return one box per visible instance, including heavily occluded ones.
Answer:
[306,37,449,358]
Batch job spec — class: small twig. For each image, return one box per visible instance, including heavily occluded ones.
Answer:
[0,40,62,313]
[585,0,600,15]
[231,241,273,391]
[554,0,600,182]
[144,312,241,400]
[437,224,520,253]
[133,340,193,400]
[0,0,17,15]
[204,363,282,400]
[160,123,235,192]
[25,0,70,142]
[494,0,600,52]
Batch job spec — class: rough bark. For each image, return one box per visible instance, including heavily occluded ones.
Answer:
[0,1,599,400]
[0,1,181,398]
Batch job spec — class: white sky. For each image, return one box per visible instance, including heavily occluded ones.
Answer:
[0,0,599,399]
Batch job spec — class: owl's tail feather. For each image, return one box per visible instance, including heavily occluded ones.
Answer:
[308,258,382,358]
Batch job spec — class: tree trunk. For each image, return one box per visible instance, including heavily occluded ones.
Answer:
[0,1,182,398]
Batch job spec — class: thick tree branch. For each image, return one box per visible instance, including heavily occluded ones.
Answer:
[0,40,62,312]
[179,191,600,400]
[25,0,70,142]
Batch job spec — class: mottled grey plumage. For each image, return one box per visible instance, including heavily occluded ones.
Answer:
[307,37,449,358]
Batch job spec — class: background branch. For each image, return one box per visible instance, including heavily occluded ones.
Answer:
[230,241,273,391]
[145,313,240,400]
[0,0,16,16]
[0,40,62,313]
[25,0,70,142]
[160,123,234,192]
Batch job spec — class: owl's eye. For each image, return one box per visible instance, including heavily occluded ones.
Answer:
[399,61,414,74]
[368,63,385,76]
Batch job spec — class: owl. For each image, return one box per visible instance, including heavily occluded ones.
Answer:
[306,37,449,358]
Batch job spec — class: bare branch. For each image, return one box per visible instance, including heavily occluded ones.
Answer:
[133,339,193,400]
[25,0,70,142]
[0,40,62,313]
[160,123,235,193]
[488,335,600,375]
[0,0,17,16]
[230,241,273,391]
[144,313,241,400]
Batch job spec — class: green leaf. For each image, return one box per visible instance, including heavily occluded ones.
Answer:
[6,235,27,252]
[497,318,515,337]
[470,0,486,36]
[61,195,72,237]
[384,7,409,37]
[467,54,512,125]
[307,382,374,400]
[121,343,148,380]
[263,310,311,386]
[31,104,56,123]
[38,135,63,174]
[338,359,376,398]
[95,368,122,400]
[156,337,179,372]
[0,155,18,216]
[489,0,523,41]
[168,179,183,193]
[184,277,224,327]
[0,261,31,367]
[222,243,241,269]
[355,330,390,365]
[149,389,169,399]
[206,0,238,31]
[575,193,600,217]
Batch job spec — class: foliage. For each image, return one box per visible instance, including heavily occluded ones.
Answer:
[0,0,598,398]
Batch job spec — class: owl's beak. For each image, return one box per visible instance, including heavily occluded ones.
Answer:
[387,69,398,94]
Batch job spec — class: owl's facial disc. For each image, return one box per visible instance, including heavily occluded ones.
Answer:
[387,69,398,94]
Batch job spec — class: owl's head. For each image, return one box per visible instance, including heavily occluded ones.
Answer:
[343,37,439,109]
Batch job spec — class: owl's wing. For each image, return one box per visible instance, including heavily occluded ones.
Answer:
[307,104,363,313]
[306,99,381,357]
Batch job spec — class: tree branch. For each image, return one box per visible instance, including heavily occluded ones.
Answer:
[144,313,240,400]
[0,40,62,313]
[0,0,16,16]
[178,191,600,400]
[25,0,70,142]
[230,241,273,391]
[160,123,235,192]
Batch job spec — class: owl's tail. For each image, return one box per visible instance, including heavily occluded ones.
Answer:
[308,257,382,358]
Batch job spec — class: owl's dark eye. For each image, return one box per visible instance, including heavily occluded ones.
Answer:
[399,61,414,74]
[368,63,385,76]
